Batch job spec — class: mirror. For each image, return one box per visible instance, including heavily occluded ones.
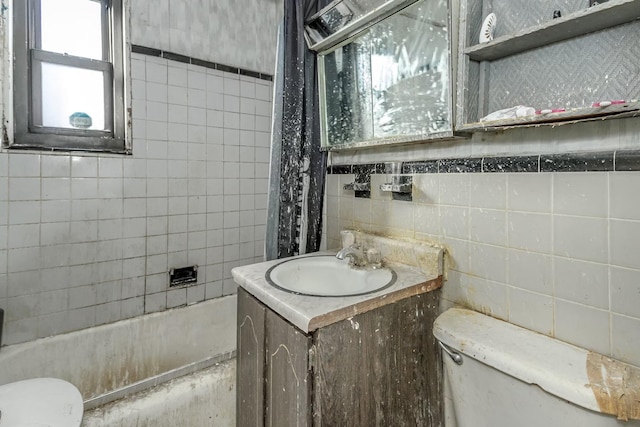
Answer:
[305,0,417,50]
[318,0,452,149]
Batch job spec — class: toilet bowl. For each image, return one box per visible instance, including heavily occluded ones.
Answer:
[0,378,83,427]
[433,308,640,427]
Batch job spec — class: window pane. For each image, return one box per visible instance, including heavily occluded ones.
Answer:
[40,0,103,60]
[40,62,105,130]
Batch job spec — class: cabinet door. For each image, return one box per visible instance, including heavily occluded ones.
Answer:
[237,288,267,427]
[264,309,312,427]
[313,291,443,426]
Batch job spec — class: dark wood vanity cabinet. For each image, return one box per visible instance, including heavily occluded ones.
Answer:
[236,287,443,427]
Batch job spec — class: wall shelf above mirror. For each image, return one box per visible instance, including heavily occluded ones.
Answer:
[457,0,640,132]
[464,0,640,62]
[316,0,460,150]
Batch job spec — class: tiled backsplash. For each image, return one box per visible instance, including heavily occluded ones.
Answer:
[0,52,273,345]
[326,160,640,367]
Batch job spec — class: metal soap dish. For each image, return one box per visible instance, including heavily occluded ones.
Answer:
[379,181,412,194]
[343,182,371,191]
[380,162,412,201]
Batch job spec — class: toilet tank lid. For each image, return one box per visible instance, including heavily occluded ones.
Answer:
[433,308,640,418]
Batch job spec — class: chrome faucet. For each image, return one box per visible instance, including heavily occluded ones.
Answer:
[335,244,367,268]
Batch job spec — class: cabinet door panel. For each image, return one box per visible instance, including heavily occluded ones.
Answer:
[237,288,266,427]
[313,291,443,427]
[265,310,312,427]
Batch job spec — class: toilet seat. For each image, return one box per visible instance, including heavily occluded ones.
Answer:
[0,378,83,427]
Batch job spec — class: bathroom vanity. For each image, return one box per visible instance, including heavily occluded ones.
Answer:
[232,232,445,427]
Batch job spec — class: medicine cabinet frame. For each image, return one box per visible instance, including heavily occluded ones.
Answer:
[312,0,462,150]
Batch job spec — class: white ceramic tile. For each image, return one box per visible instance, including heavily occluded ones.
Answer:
[9,201,41,225]
[9,178,40,201]
[553,173,607,217]
[69,220,97,244]
[469,173,507,210]
[554,216,607,263]
[168,66,188,87]
[554,258,608,309]
[9,154,40,177]
[144,292,167,314]
[146,61,167,84]
[223,78,240,96]
[507,249,553,295]
[188,88,206,109]
[207,74,223,93]
[255,116,270,132]
[130,58,145,80]
[146,101,168,122]
[223,178,240,195]
[41,156,70,177]
[610,172,640,220]
[207,92,225,113]
[439,206,468,240]
[610,266,640,318]
[147,235,168,255]
[71,157,97,178]
[459,275,508,320]
[188,127,207,145]
[224,95,240,113]
[240,80,256,98]
[508,212,551,253]
[8,224,40,249]
[40,178,70,201]
[468,242,507,283]
[555,299,610,355]
[442,237,469,273]
[611,314,640,366]
[168,233,188,253]
[507,173,552,213]
[98,158,123,178]
[131,79,147,103]
[146,120,169,140]
[255,100,271,117]
[41,222,70,247]
[167,288,187,308]
[188,107,207,126]
[188,70,206,90]
[168,86,188,107]
[255,84,270,101]
[508,287,554,336]
[146,82,168,103]
[240,97,256,115]
[469,208,507,246]
[223,112,240,130]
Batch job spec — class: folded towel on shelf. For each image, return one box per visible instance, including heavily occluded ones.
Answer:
[480,105,536,122]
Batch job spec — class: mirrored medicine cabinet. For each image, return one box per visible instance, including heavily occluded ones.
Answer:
[308,0,455,150]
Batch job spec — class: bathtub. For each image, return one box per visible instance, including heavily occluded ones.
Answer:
[0,295,237,426]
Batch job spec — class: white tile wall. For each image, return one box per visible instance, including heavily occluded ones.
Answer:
[326,168,640,367]
[0,53,273,345]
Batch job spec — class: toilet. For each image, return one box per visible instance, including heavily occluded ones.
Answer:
[433,308,640,427]
[0,378,84,426]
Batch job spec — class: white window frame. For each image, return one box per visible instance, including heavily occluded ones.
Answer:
[11,0,129,153]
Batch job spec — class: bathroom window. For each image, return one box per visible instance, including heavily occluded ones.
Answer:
[11,0,127,153]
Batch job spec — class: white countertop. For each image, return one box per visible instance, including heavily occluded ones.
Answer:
[231,252,442,333]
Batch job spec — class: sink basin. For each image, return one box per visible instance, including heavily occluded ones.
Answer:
[265,255,396,297]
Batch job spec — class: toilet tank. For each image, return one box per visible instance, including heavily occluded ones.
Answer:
[433,308,640,427]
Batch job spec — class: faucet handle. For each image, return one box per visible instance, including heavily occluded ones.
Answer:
[366,248,382,267]
[340,230,355,249]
